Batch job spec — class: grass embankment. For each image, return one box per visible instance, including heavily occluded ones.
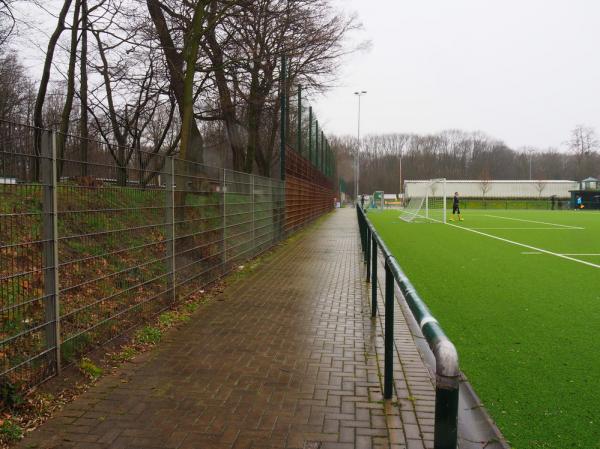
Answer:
[1,183,276,392]
[368,209,600,449]
[1,180,282,446]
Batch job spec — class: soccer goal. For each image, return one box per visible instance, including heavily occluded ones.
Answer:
[370,191,384,211]
[400,179,447,223]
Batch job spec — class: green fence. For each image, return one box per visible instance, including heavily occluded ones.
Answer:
[356,205,459,449]
[0,120,287,391]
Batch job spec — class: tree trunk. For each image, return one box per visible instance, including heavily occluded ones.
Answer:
[33,0,73,180]
[145,0,204,165]
[79,0,89,176]
[57,0,81,179]
[205,18,246,171]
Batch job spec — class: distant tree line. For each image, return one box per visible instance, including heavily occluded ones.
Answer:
[332,127,600,196]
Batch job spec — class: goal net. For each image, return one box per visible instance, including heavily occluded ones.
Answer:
[370,191,384,211]
[400,179,447,223]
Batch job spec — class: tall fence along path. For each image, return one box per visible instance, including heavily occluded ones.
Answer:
[15,209,440,449]
[0,119,335,392]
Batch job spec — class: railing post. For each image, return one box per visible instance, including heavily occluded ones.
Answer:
[433,340,460,449]
[359,210,365,252]
[165,156,176,302]
[365,226,371,276]
[371,234,377,317]
[358,208,459,448]
[42,130,61,374]
[384,259,394,399]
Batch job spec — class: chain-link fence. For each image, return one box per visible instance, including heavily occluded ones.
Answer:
[0,120,287,391]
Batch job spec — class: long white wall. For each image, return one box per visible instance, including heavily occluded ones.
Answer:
[404,180,578,198]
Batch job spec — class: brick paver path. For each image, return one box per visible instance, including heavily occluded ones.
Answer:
[17,209,435,449]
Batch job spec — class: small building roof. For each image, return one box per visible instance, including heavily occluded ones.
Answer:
[581,177,598,182]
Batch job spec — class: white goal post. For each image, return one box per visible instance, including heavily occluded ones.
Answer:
[400,178,447,223]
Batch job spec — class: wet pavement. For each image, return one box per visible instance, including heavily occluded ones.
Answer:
[17,209,435,449]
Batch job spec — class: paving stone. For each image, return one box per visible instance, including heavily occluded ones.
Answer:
[15,209,434,449]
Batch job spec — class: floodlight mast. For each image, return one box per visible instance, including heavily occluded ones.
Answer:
[526,148,536,180]
[354,91,366,201]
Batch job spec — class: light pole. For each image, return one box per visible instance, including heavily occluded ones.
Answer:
[354,91,366,199]
[526,148,535,180]
[399,148,402,195]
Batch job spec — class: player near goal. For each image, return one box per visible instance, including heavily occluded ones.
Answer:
[450,192,463,221]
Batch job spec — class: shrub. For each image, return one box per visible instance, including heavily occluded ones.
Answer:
[0,419,23,442]
[78,358,103,380]
[135,326,162,345]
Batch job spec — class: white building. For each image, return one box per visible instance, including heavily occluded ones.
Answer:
[404,180,578,199]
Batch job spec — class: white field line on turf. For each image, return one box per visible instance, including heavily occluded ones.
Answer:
[426,217,600,269]
[522,252,600,256]
[471,227,581,230]
[483,214,584,229]
[560,253,600,256]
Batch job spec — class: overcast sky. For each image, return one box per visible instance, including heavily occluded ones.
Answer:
[13,0,600,150]
[312,0,600,150]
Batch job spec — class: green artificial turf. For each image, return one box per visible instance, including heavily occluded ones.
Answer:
[367,208,600,449]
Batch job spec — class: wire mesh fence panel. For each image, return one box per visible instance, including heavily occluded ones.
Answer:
[253,176,284,254]
[56,132,172,365]
[172,159,224,302]
[224,170,254,270]
[0,121,57,389]
[1,118,328,393]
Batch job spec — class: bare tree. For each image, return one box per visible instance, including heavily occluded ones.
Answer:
[144,0,217,165]
[535,180,547,198]
[56,0,82,178]
[0,0,17,47]
[203,0,360,175]
[567,125,599,179]
[0,52,35,122]
[79,0,89,175]
[32,0,74,179]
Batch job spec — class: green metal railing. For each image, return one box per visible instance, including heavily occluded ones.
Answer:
[356,205,460,449]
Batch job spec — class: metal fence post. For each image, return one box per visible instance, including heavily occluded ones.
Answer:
[366,227,371,278]
[42,130,61,374]
[165,156,176,302]
[308,107,312,164]
[371,235,377,317]
[223,168,227,268]
[297,85,302,154]
[251,174,255,256]
[315,121,319,167]
[362,211,368,252]
[434,376,460,449]
[357,209,362,250]
[280,54,286,181]
[384,259,394,399]
[360,211,366,253]
[321,130,325,172]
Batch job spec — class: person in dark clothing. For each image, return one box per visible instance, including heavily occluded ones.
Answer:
[449,192,463,221]
[551,195,556,210]
[360,194,365,209]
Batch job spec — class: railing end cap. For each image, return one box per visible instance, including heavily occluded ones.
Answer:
[433,338,459,378]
